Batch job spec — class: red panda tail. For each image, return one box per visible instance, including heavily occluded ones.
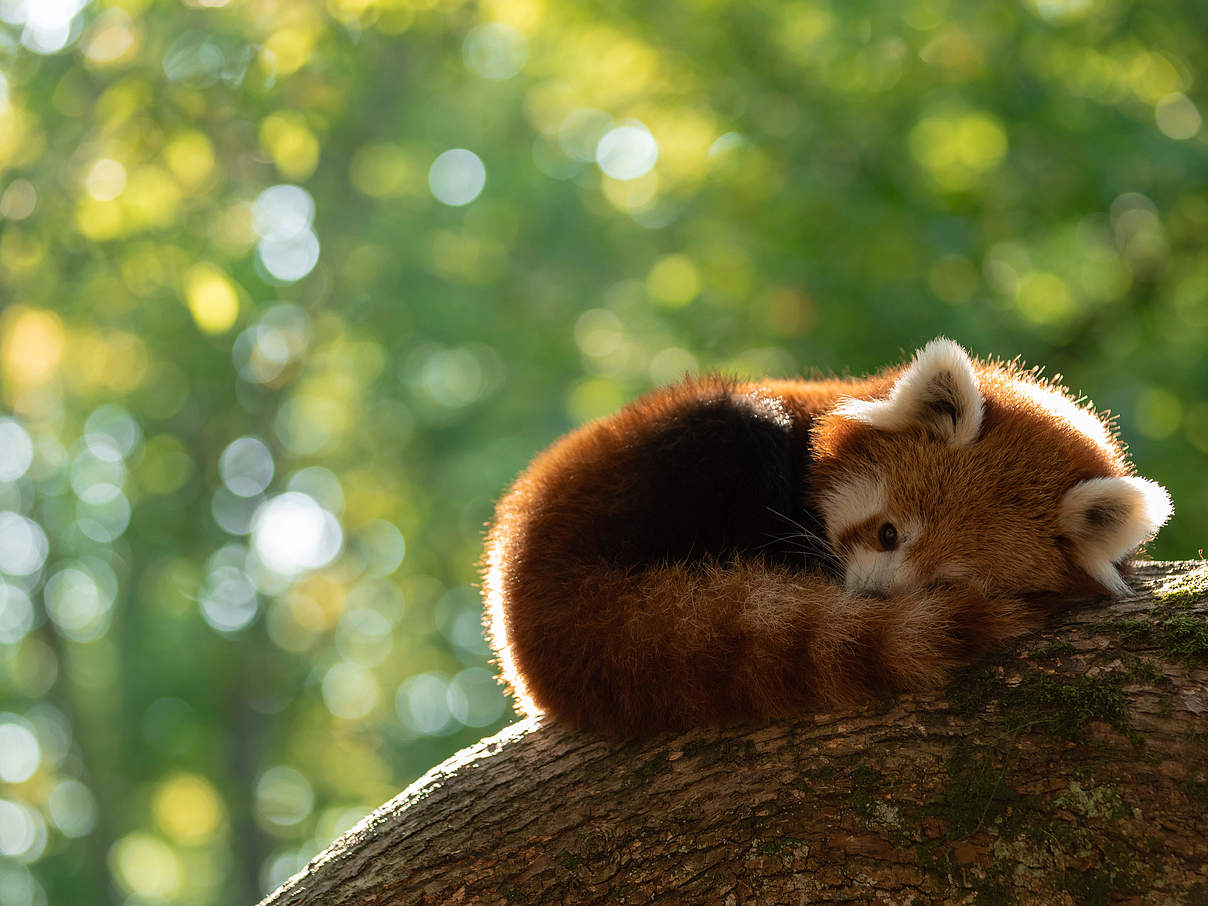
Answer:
[485,556,1037,737]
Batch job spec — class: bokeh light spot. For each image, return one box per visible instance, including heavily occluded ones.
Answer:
[252,493,343,576]
[163,130,215,188]
[85,404,142,459]
[257,231,320,284]
[275,395,339,455]
[0,799,46,861]
[70,447,126,504]
[436,586,491,660]
[596,123,658,181]
[11,0,89,54]
[47,779,97,838]
[336,607,393,666]
[0,419,34,481]
[259,27,317,77]
[252,186,320,284]
[44,564,116,642]
[647,254,700,307]
[83,9,138,66]
[0,179,38,220]
[1015,271,1076,326]
[153,774,226,845]
[85,159,127,201]
[463,23,528,80]
[0,582,34,644]
[1155,93,1202,141]
[910,110,1008,190]
[0,717,40,783]
[233,304,311,384]
[76,493,132,543]
[0,513,48,577]
[322,661,379,720]
[266,596,324,653]
[252,186,315,241]
[260,111,320,180]
[211,488,260,536]
[601,170,659,215]
[357,520,406,577]
[573,308,623,359]
[199,565,259,633]
[559,109,614,162]
[396,673,455,735]
[255,766,314,828]
[109,833,181,899]
[446,667,507,727]
[428,149,486,206]
[287,467,344,515]
[220,437,275,498]
[417,346,486,407]
[1027,0,1094,22]
[1,307,64,387]
[184,263,241,334]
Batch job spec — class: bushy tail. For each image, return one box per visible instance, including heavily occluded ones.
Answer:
[485,554,1036,737]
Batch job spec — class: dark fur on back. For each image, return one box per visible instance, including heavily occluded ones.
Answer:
[570,384,829,571]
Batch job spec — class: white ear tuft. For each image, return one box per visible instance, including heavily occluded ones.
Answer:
[834,337,984,446]
[1059,476,1173,595]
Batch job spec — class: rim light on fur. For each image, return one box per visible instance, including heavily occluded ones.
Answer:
[833,338,984,447]
[1059,476,1174,595]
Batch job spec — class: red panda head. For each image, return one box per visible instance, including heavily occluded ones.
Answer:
[810,338,1172,600]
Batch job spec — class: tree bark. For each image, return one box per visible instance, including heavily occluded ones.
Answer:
[260,560,1208,905]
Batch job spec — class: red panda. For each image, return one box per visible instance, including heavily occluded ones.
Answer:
[482,338,1172,737]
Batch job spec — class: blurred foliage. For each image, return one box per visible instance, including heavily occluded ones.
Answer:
[0,0,1205,902]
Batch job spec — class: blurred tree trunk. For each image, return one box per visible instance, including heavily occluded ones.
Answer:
[259,561,1208,905]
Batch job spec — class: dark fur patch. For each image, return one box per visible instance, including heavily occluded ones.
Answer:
[923,371,961,433]
[595,393,821,569]
[1083,503,1127,527]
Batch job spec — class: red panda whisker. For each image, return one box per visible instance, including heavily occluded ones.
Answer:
[762,507,839,564]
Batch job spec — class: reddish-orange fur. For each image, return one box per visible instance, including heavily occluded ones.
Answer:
[483,341,1170,737]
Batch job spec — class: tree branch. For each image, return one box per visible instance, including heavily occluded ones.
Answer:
[260,560,1208,905]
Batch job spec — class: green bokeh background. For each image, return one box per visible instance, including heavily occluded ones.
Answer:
[0,0,1205,902]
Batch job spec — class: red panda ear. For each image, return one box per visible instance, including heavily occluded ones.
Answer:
[1059,477,1173,594]
[834,337,983,446]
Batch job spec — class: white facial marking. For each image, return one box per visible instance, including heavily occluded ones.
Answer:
[821,476,933,594]
[843,540,920,594]
[844,547,894,594]
[819,475,887,547]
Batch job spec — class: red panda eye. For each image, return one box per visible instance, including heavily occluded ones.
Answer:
[877,522,898,551]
